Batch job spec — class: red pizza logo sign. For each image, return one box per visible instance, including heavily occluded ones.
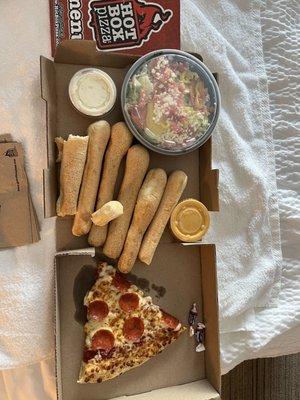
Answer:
[88,0,173,51]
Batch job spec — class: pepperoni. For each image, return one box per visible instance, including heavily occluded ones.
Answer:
[83,348,97,363]
[119,293,139,312]
[83,346,114,362]
[161,310,181,330]
[87,300,109,322]
[99,348,114,359]
[123,317,144,342]
[112,273,131,292]
[91,330,115,351]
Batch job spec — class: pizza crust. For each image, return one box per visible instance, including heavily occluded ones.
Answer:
[78,329,183,383]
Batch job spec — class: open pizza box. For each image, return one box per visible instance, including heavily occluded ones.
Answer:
[41,40,221,400]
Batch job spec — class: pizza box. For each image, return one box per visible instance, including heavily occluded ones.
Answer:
[41,40,221,399]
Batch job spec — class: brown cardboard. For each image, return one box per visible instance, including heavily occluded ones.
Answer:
[41,56,58,218]
[201,245,221,392]
[42,40,221,399]
[0,140,40,247]
[55,246,220,400]
[41,40,219,242]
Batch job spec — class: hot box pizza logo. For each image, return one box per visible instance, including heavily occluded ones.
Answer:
[88,0,173,51]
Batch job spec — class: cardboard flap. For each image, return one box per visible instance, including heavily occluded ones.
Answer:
[40,56,57,168]
[199,139,219,211]
[41,56,58,218]
[200,244,221,393]
[113,380,220,400]
[55,40,138,68]
[43,167,57,218]
[54,258,62,400]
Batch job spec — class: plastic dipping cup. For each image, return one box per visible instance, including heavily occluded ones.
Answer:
[170,199,210,242]
[69,68,117,117]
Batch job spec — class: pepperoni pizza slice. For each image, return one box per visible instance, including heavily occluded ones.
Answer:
[78,262,186,384]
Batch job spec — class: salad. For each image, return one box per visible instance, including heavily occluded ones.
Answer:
[125,54,214,151]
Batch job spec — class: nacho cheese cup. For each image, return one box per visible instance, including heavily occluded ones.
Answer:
[69,68,117,117]
[170,199,210,242]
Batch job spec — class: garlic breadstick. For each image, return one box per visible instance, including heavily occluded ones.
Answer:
[88,122,133,247]
[91,201,123,226]
[103,145,150,259]
[56,135,89,217]
[138,170,188,265]
[72,121,110,236]
[118,169,167,274]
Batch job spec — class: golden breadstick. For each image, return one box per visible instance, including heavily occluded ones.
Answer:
[72,121,110,236]
[91,201,123,226]
[139,170,188,265]
[103,145,150,259]
[88,122,133,247]
[118,169,167,273]
[56,135,89,217]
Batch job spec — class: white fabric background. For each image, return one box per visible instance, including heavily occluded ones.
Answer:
[0,0,299,397]
[0,0,55,369]
[182,0,283,335]
[219,0,300,372]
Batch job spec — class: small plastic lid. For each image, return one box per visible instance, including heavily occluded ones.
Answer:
[69,68,117,117]
[170,199,210,242]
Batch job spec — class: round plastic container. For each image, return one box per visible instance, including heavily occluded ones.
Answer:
[121,50,220,155]
[69,68,117,117]
[170,199,210,242]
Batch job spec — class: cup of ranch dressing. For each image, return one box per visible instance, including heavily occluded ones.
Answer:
[69,68,117,117]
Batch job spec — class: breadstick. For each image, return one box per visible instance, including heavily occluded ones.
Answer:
[139,170,188,265]
[88,122,133,247]
[56,135,89,217]
[118,169,167,273]
[72,121,110,236]
[103,145,150,259]
[91,201,123,226]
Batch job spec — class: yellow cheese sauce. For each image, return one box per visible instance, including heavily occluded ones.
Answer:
[170,199,210,242]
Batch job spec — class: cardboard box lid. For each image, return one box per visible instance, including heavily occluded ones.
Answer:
[49,1,180,57]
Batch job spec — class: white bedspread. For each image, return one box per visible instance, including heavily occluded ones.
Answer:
[0,0,299,397]
[220,0,300,373]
